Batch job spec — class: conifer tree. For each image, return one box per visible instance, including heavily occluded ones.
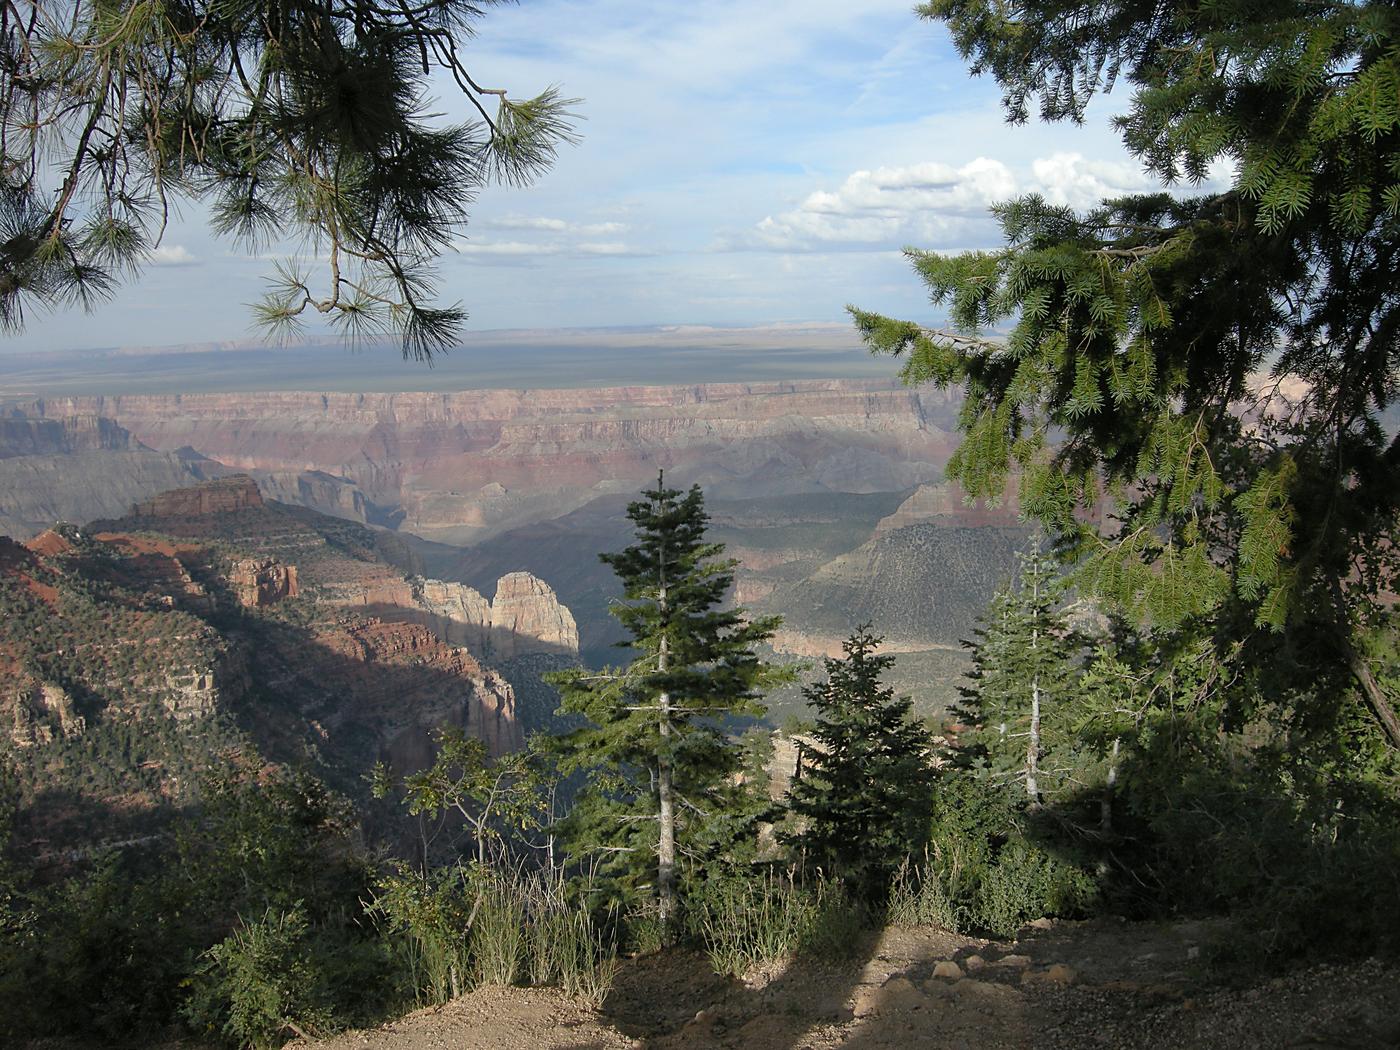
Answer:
[0,0,580,353]
[956,536,1078,805]
[784,625,932,898]
[548,475,783,936]
[853,0,1400,747]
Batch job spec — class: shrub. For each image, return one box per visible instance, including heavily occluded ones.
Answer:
[185,905,334,1049]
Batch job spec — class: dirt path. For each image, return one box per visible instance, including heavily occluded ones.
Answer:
[298,920,1400,1050]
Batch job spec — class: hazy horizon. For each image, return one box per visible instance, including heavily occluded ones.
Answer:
[0,322,911,397]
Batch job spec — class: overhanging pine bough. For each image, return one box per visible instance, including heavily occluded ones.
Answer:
[852,0,1400,746]
[0,0,580,357]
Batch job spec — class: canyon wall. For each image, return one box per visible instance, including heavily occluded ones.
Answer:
[18,380,963,542]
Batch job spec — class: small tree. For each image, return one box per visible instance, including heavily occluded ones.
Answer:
[956,536,1077,806]
[548,474,783,938]
[784,625,932,899]
[372,728,547,868]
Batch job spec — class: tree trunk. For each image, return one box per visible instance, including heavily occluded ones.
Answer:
[1100,736,1120,834]
[1347,646,1400,749]
[1027,545,1041,806]
[1329,576,1400,749]
[655,482,677,940]
[1027,673,1041,805]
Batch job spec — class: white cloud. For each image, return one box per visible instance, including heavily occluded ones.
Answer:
[148,244,199,267]
[576,241,638,255]
[736,158,1016,251]
[1028,153,1155,208]
[484,215,630,236]
[457,240,560,256]
[454,238,650,260]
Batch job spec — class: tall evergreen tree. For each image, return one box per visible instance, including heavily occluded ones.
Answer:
[784,625,932,898]
[548,475,783,936]
[853,0,1400,748]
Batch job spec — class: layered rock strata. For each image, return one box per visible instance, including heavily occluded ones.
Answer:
[21,381,962,542]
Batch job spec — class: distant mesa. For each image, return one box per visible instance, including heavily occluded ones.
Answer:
[130,473,264,519]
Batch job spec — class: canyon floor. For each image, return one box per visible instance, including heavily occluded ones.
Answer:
[290,920,1400,1050]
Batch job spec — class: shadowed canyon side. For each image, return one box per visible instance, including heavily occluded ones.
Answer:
[1,476,581,855]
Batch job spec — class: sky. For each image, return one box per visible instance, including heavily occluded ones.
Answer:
[11,0,1172,354]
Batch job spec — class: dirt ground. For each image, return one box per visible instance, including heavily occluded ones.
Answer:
[296,919,1400,1050]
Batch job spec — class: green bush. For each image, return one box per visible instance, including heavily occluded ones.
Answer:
[185,905,335,1049]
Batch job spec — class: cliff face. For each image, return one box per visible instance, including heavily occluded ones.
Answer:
[22,381,961,542]
[1,479,541,852]
[131,473,265,517]
[0,412,135,457]
[0,450,219,539]
[489,572,579,659]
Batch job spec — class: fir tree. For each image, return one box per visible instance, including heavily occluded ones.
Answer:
[853,0,1400,748]
[548,474,783,936]
[784,625,932,899]
[956,536,1078,806]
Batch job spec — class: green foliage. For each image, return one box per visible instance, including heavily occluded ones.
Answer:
[857,0,1400,747]
[922,775,1098,938]
[784,625,933,899]
[186,905,337,1049]
[0,0,580,352]
[547,476,786,917]
[367,863,619,1008]
[687,871,863,977]
[373,729,550,867]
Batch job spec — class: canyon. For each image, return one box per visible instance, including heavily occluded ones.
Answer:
[1,476,580,854]
[10,380,964,541]
[0,378,1031,722]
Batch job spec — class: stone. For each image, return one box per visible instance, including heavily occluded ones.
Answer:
[963,954,987,972]
[853,977,924,1017]
[1029,917,1054,930]
[230,557,298,607]
[932,960,964,980]
[996,954,1033,970]
[131,474,264,519]
[488,572,580,658]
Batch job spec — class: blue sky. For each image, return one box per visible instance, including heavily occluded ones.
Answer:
[14,0,1170,353]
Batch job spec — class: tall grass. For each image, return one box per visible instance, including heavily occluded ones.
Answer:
[370,863,618,1006]
[887,857,960,930]
[687,870,862,978]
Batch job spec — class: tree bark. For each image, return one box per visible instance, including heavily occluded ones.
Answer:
[1347,646,1400,749]
[655,475,676,940]
[1027,673,1041,805]
[1100,736,1120,834]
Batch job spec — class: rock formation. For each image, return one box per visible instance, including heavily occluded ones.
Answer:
[9,676,84,747]
[404,574,579,659]
[311,615,521,760]
[489,572,579,659]
[20,381,961,543]
[229,557,299,607]
[411,577,493,649]
[131,473,263,518]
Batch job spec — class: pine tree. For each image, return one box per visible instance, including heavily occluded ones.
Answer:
[0,0,580,353]
[956,536,1078,806]
[853,0,1400,748]
[784,625,932,899]
[548,474,783,936]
